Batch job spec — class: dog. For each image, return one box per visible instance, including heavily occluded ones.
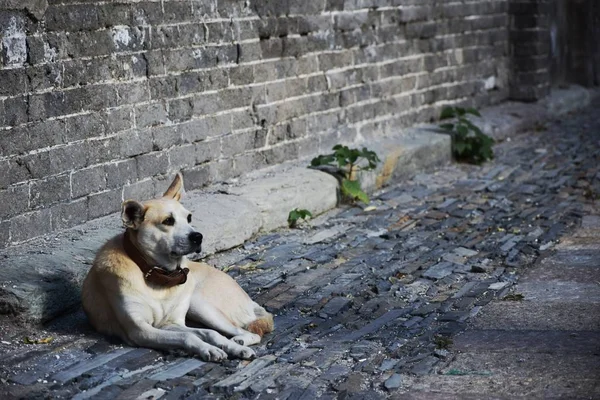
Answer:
[82,173,273,361]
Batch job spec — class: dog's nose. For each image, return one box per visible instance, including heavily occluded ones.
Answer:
[189,232,203,245]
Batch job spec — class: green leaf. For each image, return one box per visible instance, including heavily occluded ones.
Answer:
[288,208,313,228]
[439,106,456,120]
[342,179,369,204]
[456,124,469,137]
[454,141,467,155]
[440,123,454,131]
[310,154,335,167]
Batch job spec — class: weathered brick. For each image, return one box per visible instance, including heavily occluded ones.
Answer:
[268,119,306,145]
[30,174,71,209]
[0,221,9,248]
[0,69,28,96]
[65,113,106,143]
[232,151,268,176]
[51,198,88,231]
[168,98,193,123]
[87,136,121,165]
[26,35,46,65]
[40,142,89,177]
[46,4,109,32]
[229,65,255,86]
[135,102,169,128]
[105,159,138,189]
[149,76,178,99]
[152,125,182,150]
[132,1,164,25]
[0,185,29,219]
[115,82,150,105]
[71,166,107,199]
[88,189,122,219]
[182,164,211,189]
[117,129,153,158]
[9,209,52,244]
[4,95,28,126]
[143,50,166,76]
[209,158,235,182]
[231,109,256,130]
[236,41,262,63]
[168,143,197,170]
[181,114,231,143]
[123,178,157,201]
[0,160,30,190]
[106,108,134,134]
[221,129,267,157]
[154,24,205,49]
[163,1,194,23]
[135,151,169,177]
[194,139,221,164]
[260,142,299,166]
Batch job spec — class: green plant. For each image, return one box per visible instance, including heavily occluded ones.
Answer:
[439,106,494,165]
[310,145,380,203]
[288,208,312,228]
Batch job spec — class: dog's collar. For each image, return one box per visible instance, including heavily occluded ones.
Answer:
[122,231,189,288]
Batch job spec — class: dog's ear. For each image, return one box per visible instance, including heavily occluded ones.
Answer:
[163,172,183,201]
[121,200,146,229]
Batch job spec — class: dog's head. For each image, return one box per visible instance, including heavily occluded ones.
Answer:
[121,173,203,269]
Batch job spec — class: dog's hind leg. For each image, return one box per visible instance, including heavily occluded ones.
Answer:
[164,325,256,360]
[187,300,262,346]
[126,322,228,362]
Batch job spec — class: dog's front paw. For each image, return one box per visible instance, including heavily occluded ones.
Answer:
[238,346,256,360]
[198,346,228,362]
[232,333,261,346]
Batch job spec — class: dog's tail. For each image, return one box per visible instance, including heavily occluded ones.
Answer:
[246,306,274,337]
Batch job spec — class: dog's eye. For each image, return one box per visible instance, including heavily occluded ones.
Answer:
[187,214,192,223]
[162,216,175,226]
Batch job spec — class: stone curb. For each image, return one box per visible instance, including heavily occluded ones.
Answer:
[0,85,596,324]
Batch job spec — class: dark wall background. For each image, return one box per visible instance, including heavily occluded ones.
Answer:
[0,0,519,247]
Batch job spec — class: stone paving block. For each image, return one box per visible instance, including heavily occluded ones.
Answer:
[148,359,205,381]
[51,348,134,383]
[212,355,276,393]
[422,261,455,279]
[320,296,352,317]
[340,308,410,342]
[9,347,91,385]
[245,363,295,394]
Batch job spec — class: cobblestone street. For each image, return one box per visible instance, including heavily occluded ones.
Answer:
[1,99,599,399]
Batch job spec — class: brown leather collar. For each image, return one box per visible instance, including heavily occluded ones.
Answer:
[123,230,189,288]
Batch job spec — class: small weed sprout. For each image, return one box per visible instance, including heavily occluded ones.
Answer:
[310,145,380,204]
[288,208,312,228]
[439,106,494,165]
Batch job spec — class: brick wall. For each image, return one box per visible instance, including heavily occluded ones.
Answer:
[0,0,510,248]
[509,0,550,101]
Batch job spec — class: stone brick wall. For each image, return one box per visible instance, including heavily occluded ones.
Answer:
[509,0,551,101]
[0,0,510,248]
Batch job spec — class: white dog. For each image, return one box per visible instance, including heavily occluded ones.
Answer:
[82,173,273,361]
